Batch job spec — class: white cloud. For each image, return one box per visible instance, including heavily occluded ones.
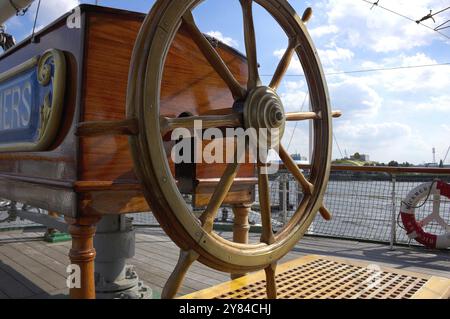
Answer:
[332,121,429,163]
[318,46,354,66]
[328,76,382,117]
[279,88,309,113]
[336,121,412,142]
[281,1,449,163]
[354,53,450,93]
[319,0,449,53]
[309,25,339,38]
[281,125,309,154]
[284,81,306,91]
[442,124,450,134]
[416,95,450,112]
[323,50,450,162]
[275,48,449,163]
[273,45,354,77]
[206,31,239,48]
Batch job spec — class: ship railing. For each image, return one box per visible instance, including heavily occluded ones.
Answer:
[1,165,449,249]
[272,165,450,249]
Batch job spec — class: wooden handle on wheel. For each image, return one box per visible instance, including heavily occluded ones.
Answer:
[319,206,332,221]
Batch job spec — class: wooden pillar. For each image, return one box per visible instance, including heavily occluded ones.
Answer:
[65,216,100,299]
[231,203,251,280]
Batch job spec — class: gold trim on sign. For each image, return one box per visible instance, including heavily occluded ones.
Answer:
[0,49,66,152]
[0,56,39,83]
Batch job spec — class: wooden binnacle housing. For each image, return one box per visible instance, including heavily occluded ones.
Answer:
[0,5,256,218]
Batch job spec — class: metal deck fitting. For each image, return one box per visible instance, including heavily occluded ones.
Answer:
[181,255,450,299]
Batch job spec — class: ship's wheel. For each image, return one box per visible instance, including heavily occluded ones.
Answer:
[127,0,338,298]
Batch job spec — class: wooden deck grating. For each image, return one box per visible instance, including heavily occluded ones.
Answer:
[181,255,450,299]
[0,227,448,299]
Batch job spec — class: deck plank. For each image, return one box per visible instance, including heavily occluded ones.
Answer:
[0,251,54,295]
[23,241,70,267]
[0,228,448,299]
[46,235,227,294]
[133,248,226,291]
[135,245,229,283]
[122,257,195,296]
[8,242,68,279]
[0,244,66,290]
[0,265,34,298]
[0,288,7,299]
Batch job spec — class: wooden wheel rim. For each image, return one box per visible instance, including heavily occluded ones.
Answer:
[127,0,332,273]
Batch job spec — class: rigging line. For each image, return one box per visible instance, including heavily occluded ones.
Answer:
[370,0,379,10]
[443,145,450,164]
[435,20,450,32]
[430,6,450,18]
[359,0,450,41]
[259,62,450,77]
[333,133,344,159]
[430,26,450,40]
[286,92,309,152]
[416,7,450,25]
[360,0,421,23]
[31,0,41,43]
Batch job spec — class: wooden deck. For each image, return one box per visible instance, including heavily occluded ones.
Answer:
[0,227,448,299]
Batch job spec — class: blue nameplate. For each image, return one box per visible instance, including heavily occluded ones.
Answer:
[0,49,66,152]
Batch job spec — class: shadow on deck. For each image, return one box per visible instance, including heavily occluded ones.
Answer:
[0,227,448,299]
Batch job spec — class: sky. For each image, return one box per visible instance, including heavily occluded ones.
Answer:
[3,0,450,165]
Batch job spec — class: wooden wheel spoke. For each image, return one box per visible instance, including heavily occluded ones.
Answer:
[160,113,242,135]
[128,0,334,297]
[265,263,277,299]
[286,111,342,121]
[258,162,275,245]
[269,38,298,91]
[240,0,261,90]
[278,145,314,195]
[162,250,199,299]
[182,11,246,100]
[200,161,241,232]
[301,7,313,23]
[286,111,321,121]
[319,205,332,221]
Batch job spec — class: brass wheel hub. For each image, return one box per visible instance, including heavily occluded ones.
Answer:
[243,86,286,147]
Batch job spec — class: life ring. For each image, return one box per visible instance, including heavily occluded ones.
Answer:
[400,181,450,249]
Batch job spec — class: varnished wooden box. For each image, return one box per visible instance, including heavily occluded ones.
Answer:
[0,5,255,218]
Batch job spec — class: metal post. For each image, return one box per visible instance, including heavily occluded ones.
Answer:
[390,174,397,250]
[297,179,303,206]
[221,207,229,222]
[281,174,288,225]
[94,215,152,299]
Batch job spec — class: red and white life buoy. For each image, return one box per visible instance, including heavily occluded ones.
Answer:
[400,181,450,249]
